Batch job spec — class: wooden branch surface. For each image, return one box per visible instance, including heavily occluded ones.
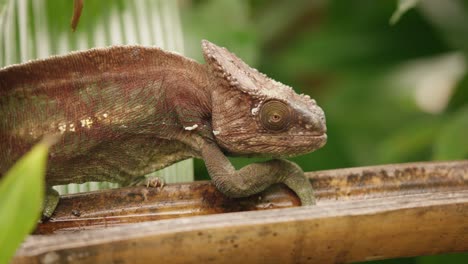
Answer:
[36,160,467,234]
[14,160,468,263]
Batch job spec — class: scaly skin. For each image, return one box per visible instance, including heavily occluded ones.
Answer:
[0,40,327,217]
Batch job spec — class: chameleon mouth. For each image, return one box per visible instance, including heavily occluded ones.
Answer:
[313,133,327,141]
[287,133,327,152]
[303,133,326,138]
[294,133,327,141]
[314,134,328,147]
[267,133,327,146]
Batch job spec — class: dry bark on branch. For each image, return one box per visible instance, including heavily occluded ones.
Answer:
[14,160,468,263]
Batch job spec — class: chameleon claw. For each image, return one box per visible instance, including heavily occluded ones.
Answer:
[145,176,165,189]
[128,175,165,189]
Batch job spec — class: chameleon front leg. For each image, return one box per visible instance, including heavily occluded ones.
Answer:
[201,141,315,205]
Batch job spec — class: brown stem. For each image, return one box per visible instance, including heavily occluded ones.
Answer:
[71,0,83,32]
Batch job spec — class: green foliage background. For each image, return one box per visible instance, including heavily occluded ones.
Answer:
[184,0,468,263]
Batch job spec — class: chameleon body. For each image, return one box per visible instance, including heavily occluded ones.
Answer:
[0,40,327,216]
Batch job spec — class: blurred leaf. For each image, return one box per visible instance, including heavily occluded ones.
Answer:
[390,0,420,25]
[0,0,7,29]
[377,118,443,163]
[386,52,466,114]
[182,0,258,65]
[433,105,468,160]
[363,256,417,264]
[0,138,54,264]
[316,71,428,165]
[419,0,468,53]
[260,0,447,88]
[416,252,468,264]
[447,72,468,112]
[253,0,326,47]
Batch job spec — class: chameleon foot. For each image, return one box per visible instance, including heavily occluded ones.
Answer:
[277,159,316,206]
[144,176,165,188]
[128,175,165,189]
[202,141,316,206]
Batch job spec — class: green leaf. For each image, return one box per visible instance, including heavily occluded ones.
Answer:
[390,0,420,25]
[434,106,468,160]
[0,137,55,264]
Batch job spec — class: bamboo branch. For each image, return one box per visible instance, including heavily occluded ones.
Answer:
[35,160,467,234]
[14,160,468,263]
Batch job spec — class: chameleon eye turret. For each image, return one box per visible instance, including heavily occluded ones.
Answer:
[259,100,292,132]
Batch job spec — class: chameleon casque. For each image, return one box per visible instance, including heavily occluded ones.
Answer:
[0,40,327,217]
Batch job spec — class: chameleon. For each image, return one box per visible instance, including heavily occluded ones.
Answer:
[0,40,327,217]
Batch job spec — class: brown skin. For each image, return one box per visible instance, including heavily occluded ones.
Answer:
[0,40,327,217]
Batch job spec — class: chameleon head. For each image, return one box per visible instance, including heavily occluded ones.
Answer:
[202,40,327,158]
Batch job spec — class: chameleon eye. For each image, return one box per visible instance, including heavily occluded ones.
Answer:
[259,100,292,132]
